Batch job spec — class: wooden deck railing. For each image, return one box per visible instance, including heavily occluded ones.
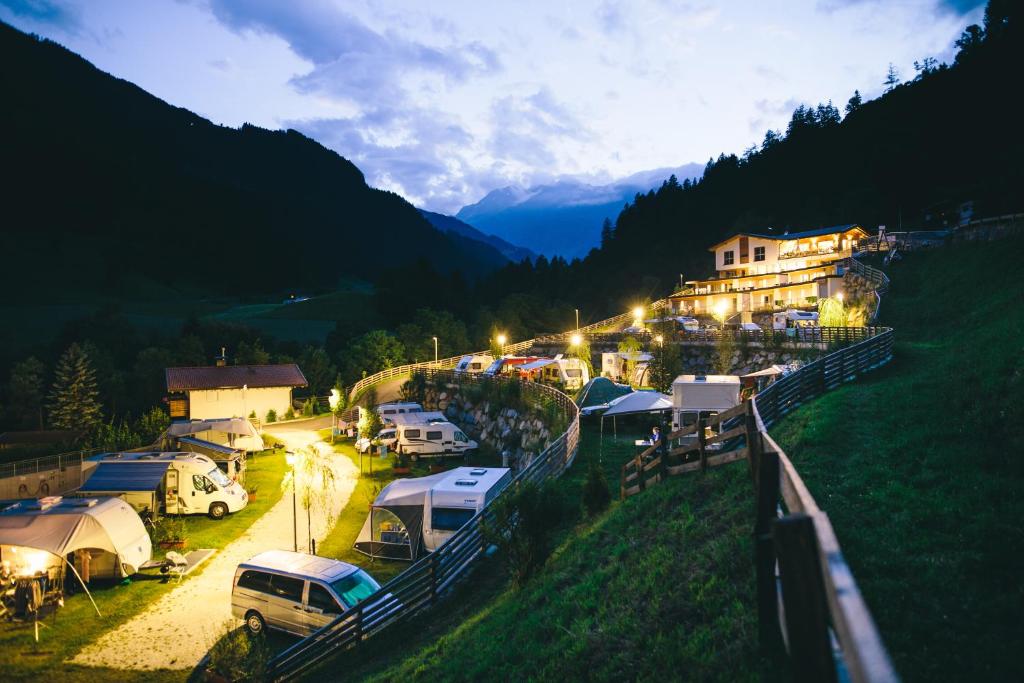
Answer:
[619,326,898,682]
[265,369,580,682]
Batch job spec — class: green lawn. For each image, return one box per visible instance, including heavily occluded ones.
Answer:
[306,427,770,682]
[0,449,287,683]
[769,236,1024,682]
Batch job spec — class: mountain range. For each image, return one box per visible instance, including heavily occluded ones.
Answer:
[0,21,510,301]
[418,210,536,263]
[455,163,704,259]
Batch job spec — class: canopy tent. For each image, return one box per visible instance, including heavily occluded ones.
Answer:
[600,390,673,440]
[0,497,152,578]
[354,471,452,561]
[576,377,634,416]
[164,417,265,452]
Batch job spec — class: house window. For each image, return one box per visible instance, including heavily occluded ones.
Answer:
[754,246,766,261]
[723,250,734,266]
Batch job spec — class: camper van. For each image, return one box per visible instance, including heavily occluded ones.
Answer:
[79,452,248,519]
[455,354,494,374]
[772,309,819,333]
[373,403,424,424]
[601,352,654,385]
[671,375,741,444]
[392,415,477,458]
[354,467,512,560]
[232,550,384,637]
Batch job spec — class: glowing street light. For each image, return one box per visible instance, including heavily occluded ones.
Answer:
[496,333,507,356]
[836,292,845,303]
[655,334,664,345]
[328,389,341,444]
[432,336,438,365]
[285,451,298,552]
[570,333,582,347]
[632,306,644,320]
[713,301,729,323]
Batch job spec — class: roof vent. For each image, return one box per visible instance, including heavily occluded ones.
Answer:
[454,479,478,487]
[695,375,707,382]
[469,468,487,476]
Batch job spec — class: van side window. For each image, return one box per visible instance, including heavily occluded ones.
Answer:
[237,570,273,594]
[405,429,421,439]
[455,432,467,443]
[193,475,209,491]
[426,431,443,440]
[432,507,475,531]
[270,575,304,602]
[308,583,344,615]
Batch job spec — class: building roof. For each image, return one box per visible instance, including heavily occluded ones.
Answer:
[165,364,307,392]
[707,224,867,250]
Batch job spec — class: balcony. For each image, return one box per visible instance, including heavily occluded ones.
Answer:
[778,246,851,261]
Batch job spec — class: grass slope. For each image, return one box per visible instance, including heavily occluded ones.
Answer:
[770,235,1024,682]
[310,429,769,682]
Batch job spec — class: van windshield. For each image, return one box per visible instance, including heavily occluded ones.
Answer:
[207,467,231,488]
[330,569,381,608]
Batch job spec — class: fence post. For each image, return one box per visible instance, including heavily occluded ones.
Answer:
[636,455,646,492]
[744,400,762,482]
[755,446,780,650]
[773,514,837,683]
[697,418,708,472]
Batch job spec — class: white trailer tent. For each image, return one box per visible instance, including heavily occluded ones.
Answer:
[164,417,265,453]
[599,390,673,439]
[0,497,152,582]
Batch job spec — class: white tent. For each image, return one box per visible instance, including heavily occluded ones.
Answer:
[165,417,265,452]
[354,471,452,561]
[602,390,673,418]
[0,497,152,577]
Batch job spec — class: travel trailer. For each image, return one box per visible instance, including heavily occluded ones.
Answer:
[772,309,819,332]
[79,452,248,519]
[374,403,424,424]
[454,354,495,374]
[233,550,384,637]
[670,375,741,443]
[482,356,544,376]
[601,352,654,385]
[354,467,513,560]
[516,356,591,391]
[391,413,477,458]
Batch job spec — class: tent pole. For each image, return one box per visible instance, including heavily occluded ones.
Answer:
[62,557,102,618]
[614,416,617,439]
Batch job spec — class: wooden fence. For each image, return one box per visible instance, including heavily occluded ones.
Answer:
[265,370,580,682]
[619,327,898,682]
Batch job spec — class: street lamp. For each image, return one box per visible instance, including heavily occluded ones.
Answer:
[570,333,582,347]
[328,389,340,444]
[574,308,579,331]
[432,336,438,365]
[655,334,664,345]
[496,333,507,356]
[836,292,845,303]
[285,451,298,552]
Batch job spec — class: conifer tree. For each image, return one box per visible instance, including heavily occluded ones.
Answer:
[844,90,863,115]
[48,343,102,432]
[7,356,46,429]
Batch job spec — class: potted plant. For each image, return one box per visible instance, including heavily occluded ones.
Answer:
[391,452,411,475]
[246,484,259,501]
[154,517,188,550]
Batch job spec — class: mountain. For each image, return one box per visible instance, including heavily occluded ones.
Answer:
[455,164,704,259]
[419,210,536,263]
[0,21,508,301]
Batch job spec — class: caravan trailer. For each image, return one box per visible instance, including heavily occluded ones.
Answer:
[79,452,248,519]
[772,309,819,333]
[455,354,494,374]
[670,375,741,445]
[517,356,591,391]
[391,413,477,458]
[601,352,654,385]
[354,467,512,560]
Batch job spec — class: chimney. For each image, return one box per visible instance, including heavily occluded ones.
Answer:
[216,347,227,367]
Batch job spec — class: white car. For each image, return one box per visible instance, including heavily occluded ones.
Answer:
[355,428,397,454]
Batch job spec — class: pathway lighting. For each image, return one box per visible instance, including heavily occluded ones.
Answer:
[837,292,845,303]
[655,334,664,345]
[285,451,298,552]
[328,389,340,444]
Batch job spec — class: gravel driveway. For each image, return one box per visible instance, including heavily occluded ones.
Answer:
[70,429,357,672]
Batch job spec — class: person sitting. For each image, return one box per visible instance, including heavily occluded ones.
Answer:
[650,426,661,445]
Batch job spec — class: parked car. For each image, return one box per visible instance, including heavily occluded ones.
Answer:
[355,428,397,454]
[233,551,387,637]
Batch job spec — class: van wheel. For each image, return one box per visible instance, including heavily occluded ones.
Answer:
[208,502,228,520]
[244,610,266,635]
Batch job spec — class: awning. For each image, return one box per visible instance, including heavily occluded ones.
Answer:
[602,391,673,418]
[81,462,171,492]
[166,418,255,437]
[517,359,557,372]
[177,436,239,455]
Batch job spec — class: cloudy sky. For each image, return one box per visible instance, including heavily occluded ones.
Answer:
[1,0,984,213]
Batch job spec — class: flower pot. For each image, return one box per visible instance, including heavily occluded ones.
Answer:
[246,492,257,501]
[158,539,187,550]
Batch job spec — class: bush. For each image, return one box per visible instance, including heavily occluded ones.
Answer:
[248,410,256,419]
[581,458,612,517]
[265,409,277,423]
[207,621,268,681]
[284,406,296,420]
[482,481,567,587]
[150,516,187,544]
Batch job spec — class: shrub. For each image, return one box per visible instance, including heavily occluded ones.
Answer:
[581,458,612,517]
[302,398,314,417]
[265,409,277,423]
[207,621,268,682]
[482,481,567,587]
[248,410,256,419]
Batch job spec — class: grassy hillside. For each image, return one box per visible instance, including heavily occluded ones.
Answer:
[771,234,1024,681]
[305,428,772,682]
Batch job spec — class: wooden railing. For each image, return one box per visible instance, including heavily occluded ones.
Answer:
[619,326,898,682]
[266,369,580,682]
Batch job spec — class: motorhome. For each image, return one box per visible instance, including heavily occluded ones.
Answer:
[79,452,248,519]
[772,309,819,332]
[670,375,741,443]
[391,414,477,458]
[454,354,495,374]
[374,403,424,424]
[601,351,654,385]
[354,467,512,560]
[232,550,384,637]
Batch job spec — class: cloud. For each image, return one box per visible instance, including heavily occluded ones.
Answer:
[817,0,984,15]
[596,1,626,35]
[0,0,81,32]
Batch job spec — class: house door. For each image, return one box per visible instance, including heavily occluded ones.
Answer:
[165,469,179,514]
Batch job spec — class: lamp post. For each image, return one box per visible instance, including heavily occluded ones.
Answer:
[285,451,298,552]
[328,389,340,444]
[496,333,507,356]
[432,336,438,366]
[574,308,579,331]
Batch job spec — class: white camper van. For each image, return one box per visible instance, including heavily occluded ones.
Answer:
[671,375,741,444]
[772,309,819,332]
[455,354,495,374]
[392,414,477,458]
[79,452,248,519]
[354,467,512,560]
[372,403,424,425]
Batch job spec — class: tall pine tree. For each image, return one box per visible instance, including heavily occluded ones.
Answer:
[48,343,102,432]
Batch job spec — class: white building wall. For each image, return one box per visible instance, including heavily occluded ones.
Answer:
[188,386,293,420]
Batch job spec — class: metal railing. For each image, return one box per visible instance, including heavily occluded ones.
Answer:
[266,369,580,681]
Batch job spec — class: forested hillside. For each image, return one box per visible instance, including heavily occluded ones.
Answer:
[0,21,508,300]
[473,2,1022,319]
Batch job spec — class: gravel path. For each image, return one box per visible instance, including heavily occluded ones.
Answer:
[70,429,357,672]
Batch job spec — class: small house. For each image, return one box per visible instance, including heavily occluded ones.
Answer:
[165,364,307,421]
